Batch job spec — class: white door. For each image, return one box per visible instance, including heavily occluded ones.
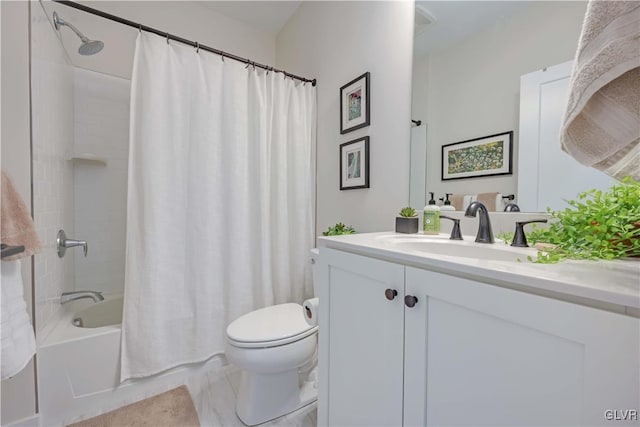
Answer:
[518,61,615,212]
[405,267,639,426]
[317,249,405,426]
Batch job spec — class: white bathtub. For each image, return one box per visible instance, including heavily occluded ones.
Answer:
[71,296,124,328]
[38,295,226,426]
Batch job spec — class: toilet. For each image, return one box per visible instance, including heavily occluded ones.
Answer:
[225,249,319,426]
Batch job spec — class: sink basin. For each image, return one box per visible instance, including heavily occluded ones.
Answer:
[377,234,538,263]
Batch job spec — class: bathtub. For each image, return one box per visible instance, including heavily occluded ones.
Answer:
[38,295,226,426]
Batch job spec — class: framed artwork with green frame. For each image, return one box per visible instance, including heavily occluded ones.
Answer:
[442,131,513,180]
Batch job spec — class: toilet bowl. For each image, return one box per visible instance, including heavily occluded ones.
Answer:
[225,249,319,426]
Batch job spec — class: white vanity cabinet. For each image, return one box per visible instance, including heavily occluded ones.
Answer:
[318,248,640,427]
[318,248,405,426]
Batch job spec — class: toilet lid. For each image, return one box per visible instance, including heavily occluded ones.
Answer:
[226,303,315,346]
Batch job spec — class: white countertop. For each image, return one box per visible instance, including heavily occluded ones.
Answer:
[318,232,640,310]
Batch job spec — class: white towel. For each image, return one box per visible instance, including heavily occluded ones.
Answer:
[495,194,506,212]
[1,260,36,380]
[560,0,640,180]
[462,195,476,211]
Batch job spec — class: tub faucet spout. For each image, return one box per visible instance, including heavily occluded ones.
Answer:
[60,291,104,305]
[465,201,495,244]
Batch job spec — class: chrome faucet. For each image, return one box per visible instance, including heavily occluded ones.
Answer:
[60,291,104,305]
[465,201,494,243]
[57,229,88,258]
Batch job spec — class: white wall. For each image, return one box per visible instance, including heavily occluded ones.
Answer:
[413,1,587,203]
[41,0,277,80]
[31,1,76,338]
[0,2,38,424]
[73,69,130,296]
[277,1,415,234]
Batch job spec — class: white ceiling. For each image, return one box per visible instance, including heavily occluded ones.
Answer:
[198,1,302,36]
[414,1,532,58]
[40,0,535,79]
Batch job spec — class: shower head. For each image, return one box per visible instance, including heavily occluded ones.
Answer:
[78,40,104,56]
[53,11,104,56]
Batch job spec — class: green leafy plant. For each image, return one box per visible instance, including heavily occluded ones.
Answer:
[399,207,417,217]
[322,222,356,236]
[512,177,640,263]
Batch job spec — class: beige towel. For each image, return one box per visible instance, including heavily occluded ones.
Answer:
[449,194,464,211]
[476,192,499,212]
[1,172,41,260]
[67,385,200,427]
[560,0,640,180]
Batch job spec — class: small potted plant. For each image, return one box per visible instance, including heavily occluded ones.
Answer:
[322,222,357,236]
[396,207,419,234]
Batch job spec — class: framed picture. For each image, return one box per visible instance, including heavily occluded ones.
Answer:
[441,131,513,181]
[340,136,370,190]
[340,72,370,134]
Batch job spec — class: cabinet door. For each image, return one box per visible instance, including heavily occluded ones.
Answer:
[404,267,640,426]
[317,248,405,426]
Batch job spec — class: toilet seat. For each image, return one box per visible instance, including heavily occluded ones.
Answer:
[226,303,318,349]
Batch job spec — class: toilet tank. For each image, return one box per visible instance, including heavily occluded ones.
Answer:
[310,248,319,296]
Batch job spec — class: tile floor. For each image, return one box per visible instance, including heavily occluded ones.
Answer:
[186,365,317,427]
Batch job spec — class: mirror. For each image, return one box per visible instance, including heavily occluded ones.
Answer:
[409,1,614,212]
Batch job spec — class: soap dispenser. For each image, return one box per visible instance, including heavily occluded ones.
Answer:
[441,193,455,212]
[423,192,441,235]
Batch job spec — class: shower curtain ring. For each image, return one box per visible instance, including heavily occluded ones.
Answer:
[138,23,142,33]
[166,33,170,44]
[195,42,200,53]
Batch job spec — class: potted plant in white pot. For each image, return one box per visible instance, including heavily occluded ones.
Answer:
[396,207,419,234]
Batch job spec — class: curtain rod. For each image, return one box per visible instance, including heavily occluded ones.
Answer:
[52,0,317,86]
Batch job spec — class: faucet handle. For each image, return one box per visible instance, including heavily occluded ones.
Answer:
[511,219,548,247]
[79,241,88,257]
[57,230,89,258]
[440,215,463,240]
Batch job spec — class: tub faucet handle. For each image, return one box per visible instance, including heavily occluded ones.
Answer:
[57,229,88,258]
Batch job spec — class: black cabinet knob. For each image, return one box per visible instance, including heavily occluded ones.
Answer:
[385,289,398,300]
[404,295,418,308]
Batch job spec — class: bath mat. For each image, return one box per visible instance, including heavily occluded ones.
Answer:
[66,385,200,427]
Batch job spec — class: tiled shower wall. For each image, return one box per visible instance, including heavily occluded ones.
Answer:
[73,68,130,295]
[31,3,75,336]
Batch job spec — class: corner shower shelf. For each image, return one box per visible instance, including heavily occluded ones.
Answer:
[69,153,107,165]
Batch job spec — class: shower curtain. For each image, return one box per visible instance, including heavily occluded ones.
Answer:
[121,33,316,381]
